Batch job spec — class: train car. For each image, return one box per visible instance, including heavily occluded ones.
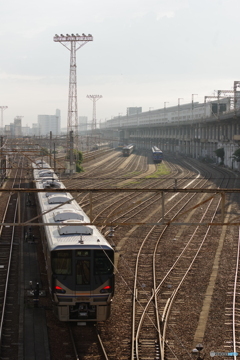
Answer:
[122,144,135,156]
[32,160,115,323]
[152,146,163,163]
[91,143,109,151]
[104,97,231,128]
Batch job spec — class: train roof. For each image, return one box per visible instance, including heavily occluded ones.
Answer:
[123,144,134,149]
[152,146,162,153]
[33,162,113,252]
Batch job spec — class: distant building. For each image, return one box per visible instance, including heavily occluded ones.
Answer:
[4,124,12,137]
[38,109,61,136]
[22,126,31,136]
[127,107,142,116]
[14,116,22,137]
[31,123,40,136]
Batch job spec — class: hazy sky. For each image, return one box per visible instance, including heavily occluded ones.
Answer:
[0,0,239,127]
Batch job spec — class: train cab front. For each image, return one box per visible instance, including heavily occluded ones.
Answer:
[51,248,114,322]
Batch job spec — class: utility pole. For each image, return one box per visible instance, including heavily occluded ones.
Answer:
[53,143,56,173]
[53,33,93,154]
[0,106,8,135]
[192,94,198,125]
[69,131,74,175]
[178,98,183,122]
[87,95,102,131]
[49,131,52,167]
[164,102,169,122]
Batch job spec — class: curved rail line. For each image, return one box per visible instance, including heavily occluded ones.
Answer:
[130,167,231,359]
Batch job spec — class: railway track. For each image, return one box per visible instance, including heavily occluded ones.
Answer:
[65,149,148,187]
[0,157,27,359]
[129,174,214,359]
[69,323,109,360]
[64,149,150,210]
[24,150,240,359]
[98,157,237,359]
[82,149,114,163]
[223,227,240,359]
[99,168,196,235]
[125,165,234,359]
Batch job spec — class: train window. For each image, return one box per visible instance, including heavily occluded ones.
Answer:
[52,251,72,275]
[76,260,90,285]
[94,250,114,275]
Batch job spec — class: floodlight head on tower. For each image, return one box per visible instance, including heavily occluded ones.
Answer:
[54,33,93,42]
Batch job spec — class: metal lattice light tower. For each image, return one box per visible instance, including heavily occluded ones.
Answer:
[86,95,102,131]
[53,33,93,143]
[0,106,8,134]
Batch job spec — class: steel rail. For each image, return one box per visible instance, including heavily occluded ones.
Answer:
[99,162,186,232]
[132,164,230,359]
[134,185,207,359]
[68,326,80,360]
[95,327,109,360]
[68,324,109,360]
[131,167,206,359]
[232,228,240,360]
[157,174,231,358]
[72,152,149,207]
[156,169,231,357]
[160,196,221,359]
[0,157,24,350]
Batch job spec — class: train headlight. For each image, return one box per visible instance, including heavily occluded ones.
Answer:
[54,285,66,294]
[100,285,111,293]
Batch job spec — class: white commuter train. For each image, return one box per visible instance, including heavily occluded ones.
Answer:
[32,160,115,322]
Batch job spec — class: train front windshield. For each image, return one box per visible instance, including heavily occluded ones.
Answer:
[94,250,113,275]
[52,250,72,275]
[52,249,114,288]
